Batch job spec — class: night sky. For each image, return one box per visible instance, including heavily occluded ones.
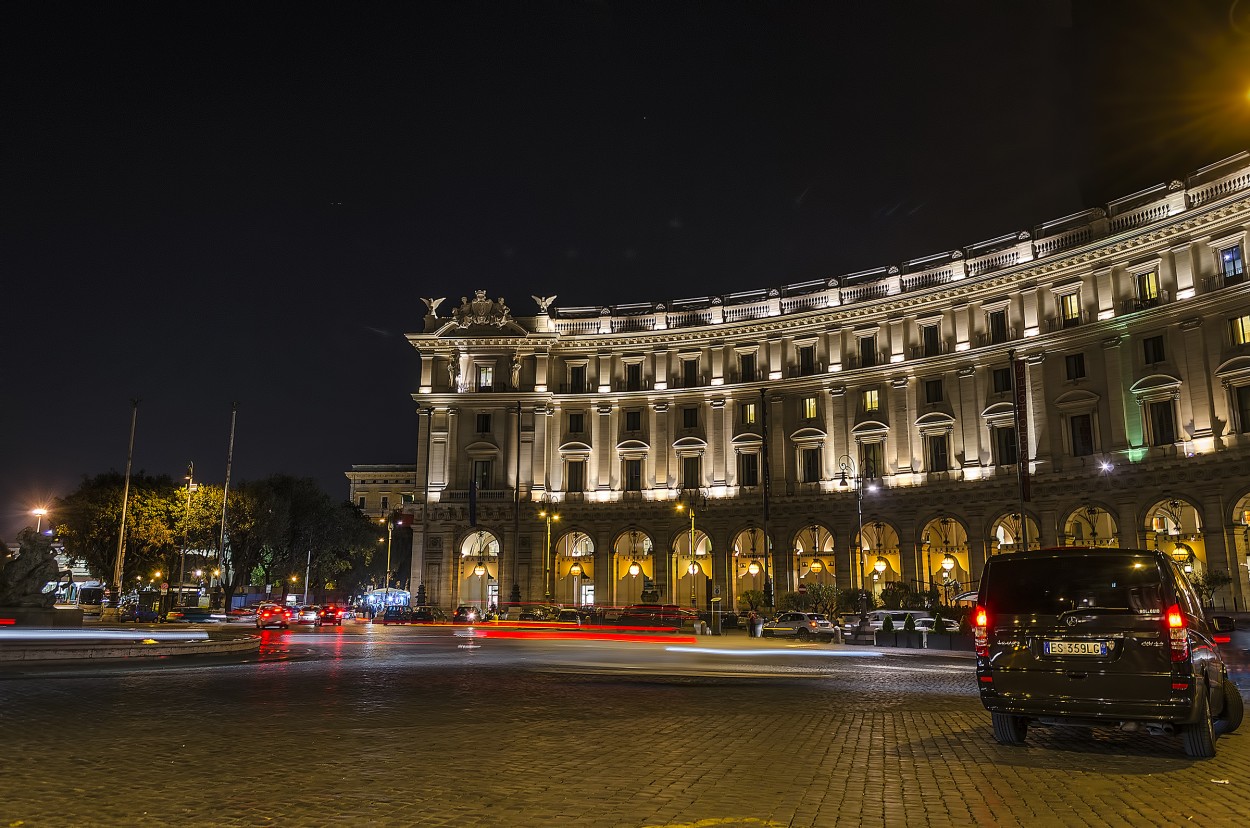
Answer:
[4,1,1248,540]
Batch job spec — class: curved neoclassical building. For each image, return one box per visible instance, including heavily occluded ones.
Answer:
[351,152,1250,614]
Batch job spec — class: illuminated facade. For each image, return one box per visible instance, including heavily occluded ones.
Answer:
[354,152,1250,612]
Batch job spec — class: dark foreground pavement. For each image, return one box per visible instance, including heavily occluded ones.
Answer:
[2,624,1249,828]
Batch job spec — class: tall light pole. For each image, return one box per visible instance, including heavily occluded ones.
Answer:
[108,399,139,618]
[678,493,716,631]
[539,504,559,602]
[838,455,875,640]
[175,463,196,613]
[32,508,47,534]
[383,514,405,606]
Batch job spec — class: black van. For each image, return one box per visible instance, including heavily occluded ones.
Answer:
[975,547,1243,758]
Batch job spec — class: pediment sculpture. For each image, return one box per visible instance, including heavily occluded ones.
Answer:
[453,290,513,328]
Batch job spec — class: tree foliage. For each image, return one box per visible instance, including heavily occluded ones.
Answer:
[1188,569,1234,607]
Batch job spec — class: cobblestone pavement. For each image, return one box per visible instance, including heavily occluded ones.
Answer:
[2,626,1249,828]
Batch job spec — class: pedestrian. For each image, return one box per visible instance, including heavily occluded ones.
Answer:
[747,610,758,638]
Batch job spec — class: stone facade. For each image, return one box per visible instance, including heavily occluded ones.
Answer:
[352,152,1250,614]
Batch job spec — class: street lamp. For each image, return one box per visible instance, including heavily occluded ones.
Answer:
[539,504,560,602]
[32,507,47,534]
[175,463,197,614]
[382,514,406,606]
[837,455,876,639]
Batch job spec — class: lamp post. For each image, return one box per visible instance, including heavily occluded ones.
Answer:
[539,504,559,602]
[838,456,875,641]
[174,463,196,615]
[677,493,715,631]
[383,514,405,606]
[32,508,47,534]
[941,553,956,605]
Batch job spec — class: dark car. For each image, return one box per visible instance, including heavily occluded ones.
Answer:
[618,604,700,629]
[317,605,346,626]
[411,606,447,624]
[255,604,291,629]
[452,605,482,624]
[119,601,160,623]
[165,605,218,623]
[376,606,413,624]
[975,547,1244,758]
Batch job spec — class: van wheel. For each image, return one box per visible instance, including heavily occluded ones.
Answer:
[1217,681,1244,735]
[1183,690,1217,758]
[796,629,810,641]
[991,712,1028,745]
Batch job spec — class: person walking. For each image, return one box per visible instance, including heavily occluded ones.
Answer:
[747,610,758,638]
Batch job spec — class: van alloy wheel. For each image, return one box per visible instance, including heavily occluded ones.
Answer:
[991,712,1028,745]
[1182,690,1217,758]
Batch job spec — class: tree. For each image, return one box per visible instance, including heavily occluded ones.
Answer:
[738,589,765,613]
[805,581,840,617]
[1188,569,1234,607]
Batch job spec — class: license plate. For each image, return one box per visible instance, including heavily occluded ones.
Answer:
[1044,640,1107,656]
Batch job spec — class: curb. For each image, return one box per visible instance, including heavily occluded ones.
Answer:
[0,634,261,663]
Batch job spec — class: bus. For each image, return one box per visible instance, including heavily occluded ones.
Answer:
[55,580,108,616]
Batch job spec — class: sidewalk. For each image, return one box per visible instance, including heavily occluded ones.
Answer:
[0,627,260,663]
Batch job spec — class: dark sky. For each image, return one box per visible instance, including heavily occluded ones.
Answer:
[4,1,1248,539]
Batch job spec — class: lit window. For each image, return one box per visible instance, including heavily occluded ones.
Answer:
[1136,270,1159,302]
[741,402,757,425]
[1231,315,1250,346]
[1221,245,1246,280]
[1060,293,1081,327]
[803,396,818,420]
[861,389,879,412]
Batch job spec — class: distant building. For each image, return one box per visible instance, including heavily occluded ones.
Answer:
[351,152,1250,613]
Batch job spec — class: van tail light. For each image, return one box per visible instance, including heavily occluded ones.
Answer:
[1165,603,1188,663]
[974,604,989,658]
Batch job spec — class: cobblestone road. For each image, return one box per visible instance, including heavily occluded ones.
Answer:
[2,626,1249,827]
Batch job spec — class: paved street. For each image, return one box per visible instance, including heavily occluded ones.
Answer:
[3,624,1250,828]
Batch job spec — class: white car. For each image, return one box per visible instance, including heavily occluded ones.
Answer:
[841,609,932,636]
[913,617,961,633]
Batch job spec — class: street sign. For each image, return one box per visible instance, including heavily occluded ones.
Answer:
[713,585,721,596]
[160,582,169,594]
[798,583,807,593]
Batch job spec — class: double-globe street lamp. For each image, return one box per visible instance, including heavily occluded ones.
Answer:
[677,493,717,633]
[538,504,560,603]
[837,455,877,640]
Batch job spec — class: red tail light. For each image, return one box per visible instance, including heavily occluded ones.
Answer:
[1165,603,1188,662]
[974,604,989,658]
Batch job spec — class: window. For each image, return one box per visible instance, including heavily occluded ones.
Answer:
[992,367,1012,393]
[472,460,492,490]
[682,456,701,489]
[858,334,878,368]
[1237,386,1250,434]
[682,407,698,429]
[802,396,818,420]
[1143,335,1166,365]
[624,459,642,491]
[568,412,584,433]
[682,359,698,387]
[739,352,756,382]
[476,413,491,433]
[1070,413,1094,457]
[798,345,816,376]
[1148,400,1176,446]
[1231,315,1250,346]
[926,434,949,473]
[1221,244,1246,281]
[569,364,586,393]
[801,447,821,483]
[739,453,759,487]
[860,442,884,479]
[994,426,1018,466]
[625,410,641,432]
[626,362,642,392]
[380,496,389,511]
[1136,270,1160,306]
[861,389,879,413]
[741,402,757,425]
[1065,353,1086,381]
[566,460,585,492]
[1059,293,1081,327]
[476,364,494,390]
[921,324,940,357]
[989,309,1009,344]
[924,378,944,404]
[357,496,366,510]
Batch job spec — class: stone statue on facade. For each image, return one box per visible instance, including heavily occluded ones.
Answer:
[531,295,557,314]
[510,354,522,390]
[421,297,446,317]
[447,357,460,391]
[452,290,513,328]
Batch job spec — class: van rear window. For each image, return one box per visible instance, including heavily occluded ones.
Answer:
[983,556,1164,615]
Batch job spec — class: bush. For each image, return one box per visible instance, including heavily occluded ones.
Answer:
[958,613,972,635]
[903,613,916,631]
[881,615,895,632]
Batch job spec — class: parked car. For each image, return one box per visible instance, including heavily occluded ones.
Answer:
[376,606,414,624]
[226,606,259,623]
[452,606,482,624]
[255,604,291,629]
[976,547,1244,758]
[761,612,837,641]
[557,609,584,626]
[913,618,961,634]
[518,604,561,621]
[315,605,346,626]
[841,609,931,636]
[165,605,218,623]
[119,601,160,623]
[618,604,701,629]
[410,606,447,624]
